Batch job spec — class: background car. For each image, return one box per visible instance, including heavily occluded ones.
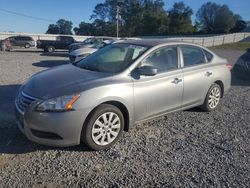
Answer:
[68,37,117,53]
[37,35,76,52]
[7,35,35,48]
[233,48,250,81]
[69,40,116,63]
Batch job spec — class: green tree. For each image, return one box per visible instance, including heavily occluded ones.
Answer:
[196,2,238,33]
[90,0,169,37]
[46,19,73,35]
[122,0,169,36]
[168,2,194,35]
[230,15,247,32]
[74,22,96,35]
[46,24,59,34]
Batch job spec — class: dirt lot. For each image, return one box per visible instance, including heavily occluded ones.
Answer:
[0,48,249,187]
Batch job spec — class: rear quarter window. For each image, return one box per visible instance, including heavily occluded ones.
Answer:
[204,50,213,62]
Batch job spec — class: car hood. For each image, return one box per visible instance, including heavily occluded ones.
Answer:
[70,47,97,56]
[23,64,112,99]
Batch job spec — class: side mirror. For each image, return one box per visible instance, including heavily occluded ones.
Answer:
[137,66,157,76]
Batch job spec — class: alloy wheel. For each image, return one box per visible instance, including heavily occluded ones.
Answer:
[91,112,121,146]
[208,87,221,109]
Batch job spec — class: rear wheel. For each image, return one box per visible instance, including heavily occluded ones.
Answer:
[46,45,55,53]
[201,83,222,111]
[82,104,124,150]
[24,43,30,48]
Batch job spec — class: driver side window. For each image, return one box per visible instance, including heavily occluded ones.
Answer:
[141,46,178,73]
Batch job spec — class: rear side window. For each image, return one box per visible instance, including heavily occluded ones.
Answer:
[61,36,74,42]
[181,46,206,67]
[23,36,32,41]
[204,50,213,62]
[21,37,27,40]
[15,36,21,40]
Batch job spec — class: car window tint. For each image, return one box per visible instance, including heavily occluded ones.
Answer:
[77,44,148,73]
[99,47,128,63]
[204,50,213,62]
[141,47,178,73]
[23,37,31,40]
[9,37,15,41]
[181,46,205,66]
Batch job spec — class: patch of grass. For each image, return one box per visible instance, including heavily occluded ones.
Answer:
[213,42,250,51]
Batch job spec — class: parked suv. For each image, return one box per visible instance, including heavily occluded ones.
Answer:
[15,40,231,150]
[8,35,35,48]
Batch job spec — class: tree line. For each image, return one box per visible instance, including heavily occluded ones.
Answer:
[46,1,248,37]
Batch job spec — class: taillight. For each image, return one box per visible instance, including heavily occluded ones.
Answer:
[226,63,233,70]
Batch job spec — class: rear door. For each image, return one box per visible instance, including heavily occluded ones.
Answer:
[132,46,183,121]
[180,45,213,107]
[19,37,26,46]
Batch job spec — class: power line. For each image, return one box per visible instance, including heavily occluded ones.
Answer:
[0,8,57,23]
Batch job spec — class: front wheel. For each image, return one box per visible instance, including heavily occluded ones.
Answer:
[201,83,222,112]
[82,104,124,151]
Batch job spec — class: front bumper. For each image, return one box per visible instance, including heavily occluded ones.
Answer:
[15,103,88,147]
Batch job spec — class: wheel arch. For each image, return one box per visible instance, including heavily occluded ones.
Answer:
[83,100,130,133]
[214,80,224,97]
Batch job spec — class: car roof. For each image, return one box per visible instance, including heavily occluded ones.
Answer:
[118,39,196,47]
[9,35,31,38]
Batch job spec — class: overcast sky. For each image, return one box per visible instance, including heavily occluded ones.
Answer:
[0,0,249,33]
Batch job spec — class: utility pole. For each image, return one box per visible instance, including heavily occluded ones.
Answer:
[116,5,121,38]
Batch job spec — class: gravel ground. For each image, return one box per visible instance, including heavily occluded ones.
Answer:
[0,48,249,187]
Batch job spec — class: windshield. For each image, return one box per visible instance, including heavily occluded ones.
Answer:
[82,38,93,44]
[76,43,148,73]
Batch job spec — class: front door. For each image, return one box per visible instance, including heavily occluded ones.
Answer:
[132,46,183,122]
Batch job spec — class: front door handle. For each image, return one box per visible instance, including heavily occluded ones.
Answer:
[205,71,213,77]
[171,78,182,84]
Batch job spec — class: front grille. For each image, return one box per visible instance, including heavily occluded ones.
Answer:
[16,91,38,113]
[69,55,76,62]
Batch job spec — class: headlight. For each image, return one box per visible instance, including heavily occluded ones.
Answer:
[36,94,80,112]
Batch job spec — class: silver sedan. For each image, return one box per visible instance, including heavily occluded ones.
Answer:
[15,39,231,150]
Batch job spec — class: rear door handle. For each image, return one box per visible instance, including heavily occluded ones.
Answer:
[171,78,182,84]
[205,71,213,77]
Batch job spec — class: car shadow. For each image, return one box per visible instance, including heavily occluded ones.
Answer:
[0,84,91,154]
[10,49,43,53]
[32,60,69,68]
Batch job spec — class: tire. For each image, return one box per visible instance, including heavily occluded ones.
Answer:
[201,83,222,112]
[46,45,55,53]
[82,104,124,151]
[24,43,30,48]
